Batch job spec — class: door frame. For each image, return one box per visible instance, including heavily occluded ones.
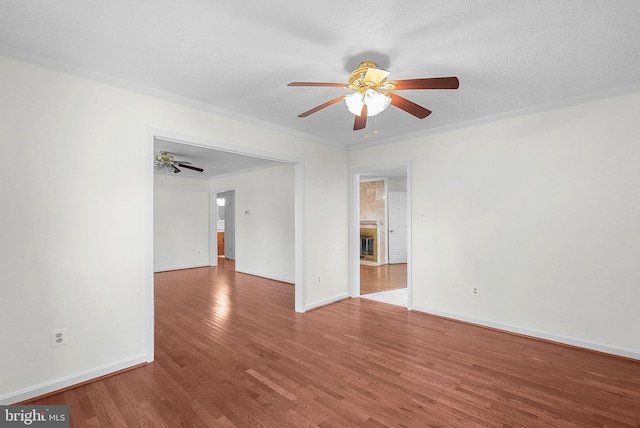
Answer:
[349,161,412,309]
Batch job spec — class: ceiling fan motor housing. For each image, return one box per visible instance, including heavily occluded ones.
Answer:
[347,61,395,93]
[156,151,174,164]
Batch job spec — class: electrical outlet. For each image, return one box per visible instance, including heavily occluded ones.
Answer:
[50,328,67,348]
[317,275,322,283]
[471,286,479,296]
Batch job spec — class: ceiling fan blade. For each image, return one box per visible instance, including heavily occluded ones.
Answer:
[391,77,459,90]
[297,95,346,117]
[389,93,432,119]
[287,82,345,87]
[363,67,390,85]
[177,163,204,172]
[353,104,368,130]
[172,165,181,173]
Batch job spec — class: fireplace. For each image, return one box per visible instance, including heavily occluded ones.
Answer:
[359,220,381,263]
[360,233,375,261]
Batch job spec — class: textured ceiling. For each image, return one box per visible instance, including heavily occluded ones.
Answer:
[1,1,640,151]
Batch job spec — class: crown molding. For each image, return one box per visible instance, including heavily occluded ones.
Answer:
[348,82,640,151]
[0,48,344,149]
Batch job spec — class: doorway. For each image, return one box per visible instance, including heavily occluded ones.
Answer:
[350,162,411,309]
[216,190,235,260]
[147,130,307,361]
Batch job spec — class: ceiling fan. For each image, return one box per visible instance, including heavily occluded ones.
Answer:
[288,61,459,130]
[154,151,204,174]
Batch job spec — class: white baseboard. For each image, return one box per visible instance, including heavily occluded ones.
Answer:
[153,264,209,273]
[235,269,294,285]
[306,293,350,312]
[0,354,148,405]
[411,305,640,361]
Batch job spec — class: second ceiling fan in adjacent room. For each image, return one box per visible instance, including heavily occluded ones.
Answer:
[154,151,204,174]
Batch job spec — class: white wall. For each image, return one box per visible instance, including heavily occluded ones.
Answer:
[154,175,210,272]
[387,177,407,191]
[349,91,640,358]
[213,164,295,283]
[0,55,350,403]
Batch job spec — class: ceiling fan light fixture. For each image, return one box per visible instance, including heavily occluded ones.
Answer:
[345,92,365,115]
[363,89,391,116]
[345,89,390,117]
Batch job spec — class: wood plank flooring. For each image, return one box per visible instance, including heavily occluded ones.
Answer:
[360,263,407,294]
[30,259,640,427]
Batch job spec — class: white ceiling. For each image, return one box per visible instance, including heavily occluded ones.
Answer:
[2,1,640,153]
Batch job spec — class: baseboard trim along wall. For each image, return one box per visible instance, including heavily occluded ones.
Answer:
[154,264,210,273]
[0,354,148,405]
[306,293,350,312]
[412,305,640,361]
[235,269,294,285]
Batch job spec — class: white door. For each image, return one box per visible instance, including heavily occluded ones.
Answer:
[388,191,407,264]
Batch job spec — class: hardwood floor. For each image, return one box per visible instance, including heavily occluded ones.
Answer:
[360,263,407,294]
[29,260,640,427]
